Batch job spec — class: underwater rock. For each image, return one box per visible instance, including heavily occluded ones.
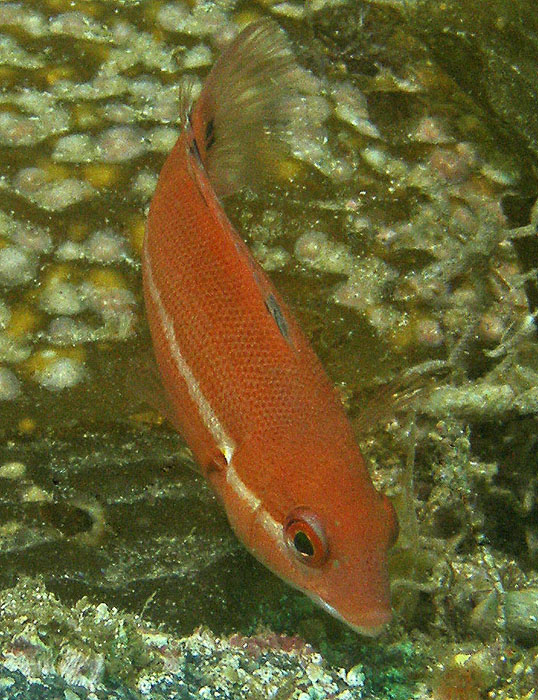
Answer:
[0,578,378,700]
[393,0,538,167]
[0,425,280,633]
[470,588,538,646]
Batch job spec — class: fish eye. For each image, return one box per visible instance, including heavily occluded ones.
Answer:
[284,507,329,567]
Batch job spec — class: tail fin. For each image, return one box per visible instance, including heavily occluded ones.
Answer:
[189,19,308,197]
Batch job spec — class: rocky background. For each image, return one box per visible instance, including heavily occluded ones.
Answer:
[0,0,537,698]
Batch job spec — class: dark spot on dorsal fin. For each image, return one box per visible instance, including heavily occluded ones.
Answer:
[206,118,215,150]
[186,135,209,207]
[186,110,204,165]
[265,293,290,343]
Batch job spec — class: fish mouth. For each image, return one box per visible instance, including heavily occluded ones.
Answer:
[307,593,391,637]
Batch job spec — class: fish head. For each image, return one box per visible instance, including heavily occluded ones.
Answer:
[279,492,399,636]
[222,437,399,636]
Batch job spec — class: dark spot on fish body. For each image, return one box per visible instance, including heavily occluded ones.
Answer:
[206,118,215,150]
[265,293,291,344]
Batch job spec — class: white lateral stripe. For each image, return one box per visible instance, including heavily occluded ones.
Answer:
[258,508,283,541]
[143,243,235,461]
[144,242,281,542]
[226,464,284,552]
[226,463,261,511]
[227,464,283,543]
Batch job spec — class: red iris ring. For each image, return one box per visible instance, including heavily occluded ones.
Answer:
[283,507,329,567]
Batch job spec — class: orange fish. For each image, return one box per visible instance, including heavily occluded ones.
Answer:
[142,19,398,635]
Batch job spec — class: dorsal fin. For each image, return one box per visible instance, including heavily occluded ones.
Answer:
[189,19,307,197]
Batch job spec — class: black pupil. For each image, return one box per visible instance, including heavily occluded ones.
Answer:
[293,530,314,557]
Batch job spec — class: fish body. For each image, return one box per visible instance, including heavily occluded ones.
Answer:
[143,20,398,635]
